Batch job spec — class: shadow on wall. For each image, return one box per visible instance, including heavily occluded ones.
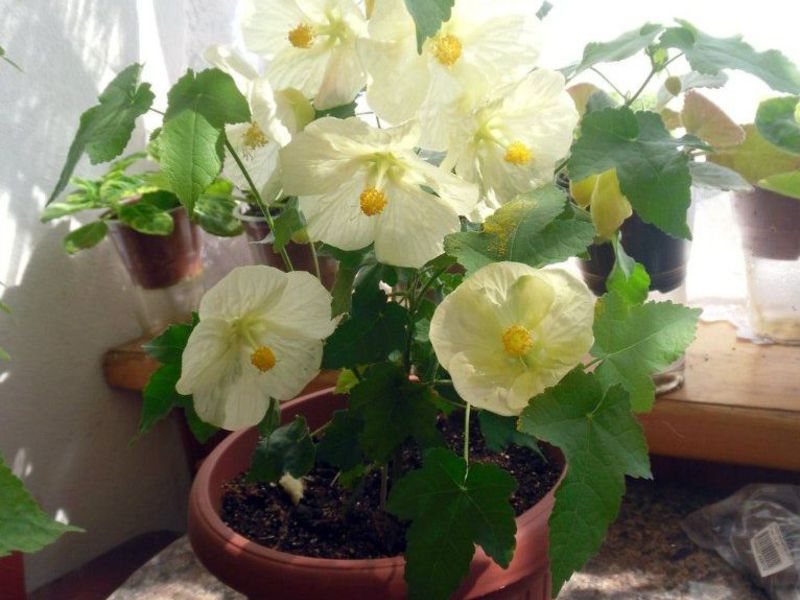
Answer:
[0,0,191,590]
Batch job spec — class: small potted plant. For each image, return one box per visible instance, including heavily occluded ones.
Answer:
[43,151,242,335]
[47,2,800,599]
[710,96,800,343]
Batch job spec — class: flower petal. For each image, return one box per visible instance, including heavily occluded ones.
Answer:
[199,265,289,321]
[373,182,461,268]
[263,271,336,340]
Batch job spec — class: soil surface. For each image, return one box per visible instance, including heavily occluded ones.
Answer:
[220,410,562,560]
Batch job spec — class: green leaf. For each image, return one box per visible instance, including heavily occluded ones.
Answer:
[403,0,455,53]
[519,370,650,595]
[183,404,219,444]
[568,107,692,239]
[248,416,316,483]
[709,124,800,185]
[0,456,81,556]
[756,95,800,155]
[759,171,800,200]
[159,109,224,214]
[194,193,243,237]
[536,1,553,20]
[143,319,195,364]
[606,236,650,306]
[63,221,108,254]
[444,184,595,274]
[319,245,373,316]
[334,369,360,394]
[41,199,101,222]
[314,101,358,120]
[316,409,364,471]
[0,300,9,315]
[272,198,307,253]
[164,69,250,129]
[387,448,517,600]
[0,347,9,361]
[117,203,174,236]
[49,64,154,204]
[349,364,442,463]
[689,161,752,192]
[567,24,664,78]
[139,363,187,435]
[322,292,408,370]
[592,294,701,412]
[478,411,544,458]
[661,20,800,94]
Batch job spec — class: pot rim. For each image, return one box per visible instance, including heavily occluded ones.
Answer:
[190,386,566,573]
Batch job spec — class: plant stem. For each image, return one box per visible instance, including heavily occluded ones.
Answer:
[590,67,626,98]
[625,67,657,108]
[463,403,472,466]
[310,242,322,281]
[379,465,389,512]
[584,356,603,370]
[224,139,294,272]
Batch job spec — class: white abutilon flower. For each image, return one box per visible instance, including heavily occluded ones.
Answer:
[444,70,579,209]
[359,0,542,151]
[279,117,479,268]
[205,45,314,201]
[240,0,367,110]
[429,262,594,416]
[176,266,336,431]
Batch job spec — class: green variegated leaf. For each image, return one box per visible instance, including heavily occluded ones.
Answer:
[566,24,664,78]
[63,221,108,254]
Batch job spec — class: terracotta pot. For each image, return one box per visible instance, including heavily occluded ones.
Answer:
[0,553,25,600]
[239,208,338,290]
[579,213,690,296]
[732,187,800,261]
[189,388,565,600]
[108,206,204,290]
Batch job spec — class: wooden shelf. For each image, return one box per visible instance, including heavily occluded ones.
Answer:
[103,322,800,471]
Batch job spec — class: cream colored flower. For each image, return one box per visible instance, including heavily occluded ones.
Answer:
[444,70,578,208]
[205,45,316,201]
[240,0,367,110]
[279,116,479,268]
[359,0,542,151]
[176,266,336,430]
[429,262,594,416]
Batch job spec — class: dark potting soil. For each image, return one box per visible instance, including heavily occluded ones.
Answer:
[220,410,562,560]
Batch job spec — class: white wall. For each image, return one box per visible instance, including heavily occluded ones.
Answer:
[0,0,246,590]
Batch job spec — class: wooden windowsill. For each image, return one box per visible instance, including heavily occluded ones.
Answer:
[103,321,800,471]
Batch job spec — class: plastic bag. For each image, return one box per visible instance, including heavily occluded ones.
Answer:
[682,484,800,600]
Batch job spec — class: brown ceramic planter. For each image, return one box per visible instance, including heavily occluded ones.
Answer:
[189,388,565,600]
[732,187,800,261]
[108,206,204,290]
[0,553,25,600]
[239,208,338,290]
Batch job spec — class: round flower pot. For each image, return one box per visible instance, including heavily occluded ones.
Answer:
[188,388,565,600]
[238,206,338,290]
[578,212,690,296]
[0,553,25,600]
[107,205,204,335]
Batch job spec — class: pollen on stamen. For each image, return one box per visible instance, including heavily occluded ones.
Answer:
[242,122,269,157]
[432,33,462,67]
[251,346,277,373]
[359,186,388,216]
[502,325,533,358]
[504,141,533,165]
[288,23,314,49]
